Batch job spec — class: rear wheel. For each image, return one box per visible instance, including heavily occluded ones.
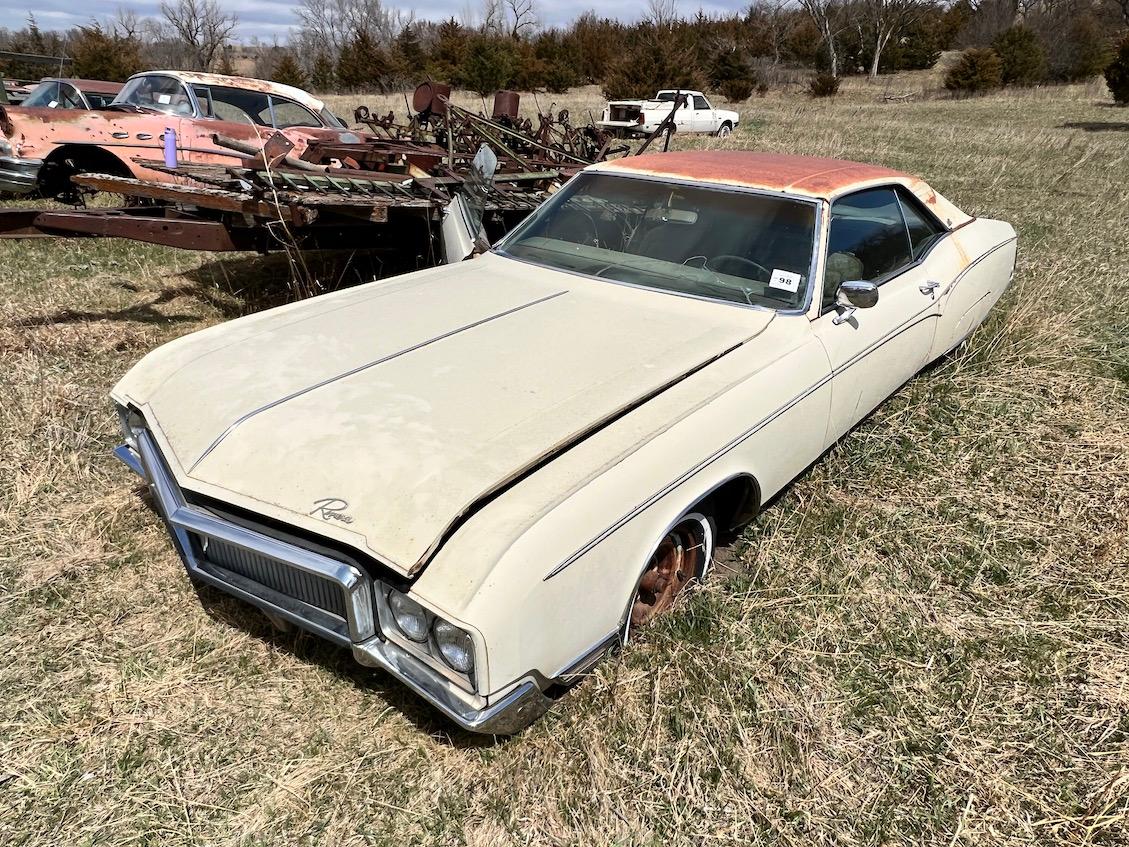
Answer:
[625,511,715,641]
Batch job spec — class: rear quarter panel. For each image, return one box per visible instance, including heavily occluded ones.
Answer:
[932,218,1018,358]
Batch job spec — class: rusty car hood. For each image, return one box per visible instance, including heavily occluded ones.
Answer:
[117,253,771,575]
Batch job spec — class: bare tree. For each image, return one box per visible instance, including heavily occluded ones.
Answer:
[797,0,846,76]
[749,0,797,65]
[294,0,406,59]
[504,0,537,38]
[480,0,505,34]
[860,0,933,79]
[646,0,679,29]
[159,0,238,70]
[112,7,142,40]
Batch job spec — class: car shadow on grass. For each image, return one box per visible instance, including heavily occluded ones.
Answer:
[183,249,404,313]
[1060,120,1129,132]
[8,283,210,328]
[129,486,511,748]
[192,580,511,748]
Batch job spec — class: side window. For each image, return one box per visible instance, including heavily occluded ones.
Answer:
[823,187,913,309]
[896,187,945,260]
[85,92,116,108]
[122,75,194,115]
[23,82,59,108]
[693,94,710,110]
[208,86,271,126]
[58,83,84,109]
[269,97,321,129]
[192,86,214,118]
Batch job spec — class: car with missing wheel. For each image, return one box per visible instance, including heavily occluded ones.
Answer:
[0,70,361,198]
[112,151,1016,733]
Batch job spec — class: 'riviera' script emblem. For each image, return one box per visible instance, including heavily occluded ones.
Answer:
[310,498,354,524]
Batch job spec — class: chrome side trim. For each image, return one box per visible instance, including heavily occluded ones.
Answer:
[137,428,375,646]
[543,368,833,581]
[188,289,569,471]
[114,444,144,477]
[350,642,552,734]
[544,273,971,582]
[553,631,620,684]
[941,235,1018,299]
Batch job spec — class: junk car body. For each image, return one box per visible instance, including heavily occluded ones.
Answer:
[19,78,123,111]
[0,70,363,197]
[112,151,1016,733]
[599,90,740,138]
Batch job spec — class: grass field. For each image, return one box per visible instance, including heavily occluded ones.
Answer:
[1,74,1127,846]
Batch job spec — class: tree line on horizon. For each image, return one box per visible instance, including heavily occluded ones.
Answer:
[0,0,1127,102]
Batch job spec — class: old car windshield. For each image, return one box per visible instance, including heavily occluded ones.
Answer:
[114,75,193,115]
[496,172,817,310]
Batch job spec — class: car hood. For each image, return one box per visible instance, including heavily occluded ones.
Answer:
[120,253,771,575]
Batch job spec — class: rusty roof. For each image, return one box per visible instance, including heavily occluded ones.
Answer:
[597,151,913,199]
[43,78,124,95]
[593,150,973,228]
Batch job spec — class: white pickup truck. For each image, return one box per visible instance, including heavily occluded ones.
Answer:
[598,90,739,138]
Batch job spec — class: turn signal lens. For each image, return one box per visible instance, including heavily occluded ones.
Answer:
[387,590,428,642]
[433,620,475,673]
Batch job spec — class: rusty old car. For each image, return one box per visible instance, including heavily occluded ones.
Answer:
[112,151,1017,733]
[19,77,123,111]
[0,70,363,198]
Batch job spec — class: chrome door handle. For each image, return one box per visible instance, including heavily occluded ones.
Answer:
[919,280,941,297]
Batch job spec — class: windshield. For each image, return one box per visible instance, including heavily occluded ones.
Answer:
[113,75,194,116]
[496,172,817,310]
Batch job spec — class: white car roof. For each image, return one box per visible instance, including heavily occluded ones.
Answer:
[128,71,328,114]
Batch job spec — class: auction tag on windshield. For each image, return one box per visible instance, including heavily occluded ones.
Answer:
[769,268,801,293]
[157,93,172,104]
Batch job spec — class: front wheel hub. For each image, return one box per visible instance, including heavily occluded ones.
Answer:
[630,518,709,628]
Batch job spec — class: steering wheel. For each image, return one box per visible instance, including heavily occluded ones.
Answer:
[705,254,771,281]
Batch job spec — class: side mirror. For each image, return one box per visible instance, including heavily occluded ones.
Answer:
[832,279,878,325]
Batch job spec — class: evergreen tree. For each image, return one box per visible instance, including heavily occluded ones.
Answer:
[311,53,335,91]
[272,52,308,88]
[992,26,1046,86]
[461,35,515,95]
[336,29,392,91]
[70,24,144,82]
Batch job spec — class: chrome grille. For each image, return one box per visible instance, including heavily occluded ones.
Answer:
[195,534,348,619]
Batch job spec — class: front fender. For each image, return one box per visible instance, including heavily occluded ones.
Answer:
[413,317,832,696]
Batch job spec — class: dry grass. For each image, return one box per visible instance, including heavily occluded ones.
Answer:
[1,75,1127,846]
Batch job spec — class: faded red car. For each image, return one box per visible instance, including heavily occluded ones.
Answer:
[20,78,124,110]
[0,70,366,198]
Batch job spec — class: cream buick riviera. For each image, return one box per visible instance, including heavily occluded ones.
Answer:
[112,152,1016,733]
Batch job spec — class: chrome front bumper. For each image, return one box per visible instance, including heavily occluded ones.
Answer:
[118,431,551,734]
[0,156,42,194]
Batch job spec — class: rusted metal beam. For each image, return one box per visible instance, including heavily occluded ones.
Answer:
[70,174,314,225]
[0,208,253,251]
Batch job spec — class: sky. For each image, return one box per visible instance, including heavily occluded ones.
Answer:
[0,0,748,42]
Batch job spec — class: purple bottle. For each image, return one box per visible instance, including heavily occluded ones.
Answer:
[163,127,178,168]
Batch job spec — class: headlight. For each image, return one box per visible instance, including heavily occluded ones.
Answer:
[387,589,428,642]
[433,620,475,673]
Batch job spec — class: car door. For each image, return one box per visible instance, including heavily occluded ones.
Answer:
[811,185,952,444]
[691,94,714,132]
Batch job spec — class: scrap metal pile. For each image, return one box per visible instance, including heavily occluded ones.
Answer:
[0,84,682,262]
